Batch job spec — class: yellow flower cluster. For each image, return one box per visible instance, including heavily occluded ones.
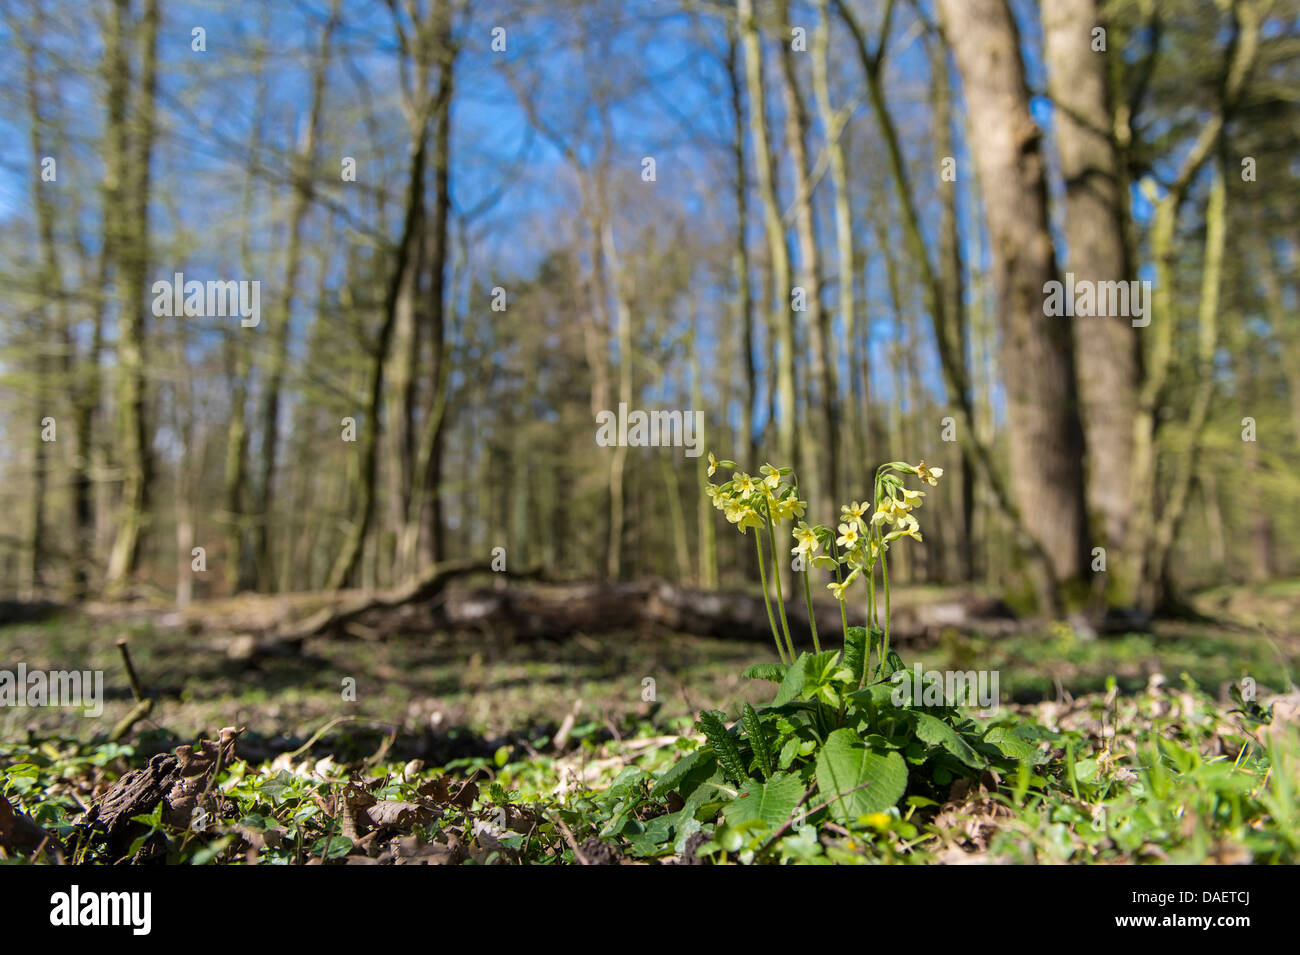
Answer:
[706,454,943,606]
[705,454,806,532]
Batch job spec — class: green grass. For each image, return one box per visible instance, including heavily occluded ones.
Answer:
[1,583,1297,864]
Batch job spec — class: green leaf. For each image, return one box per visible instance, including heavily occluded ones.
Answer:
[743,662,789,683]
[842,627,869,686]
[815,729,908,824]
[982,726,1040,762]
[882,649,907,679]
[650,747,715,799]
[312,835,353,859]
[772,653,812,706]
[741,703,773,780]
[912,711,986,770]
[725,772,806,831]
[697,710,748,787]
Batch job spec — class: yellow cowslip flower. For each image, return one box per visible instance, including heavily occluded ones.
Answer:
[759,463,782,490]
[836,522,860,549]
[791,521,819,557]
[827,568,860,601]
[847,536,880,568]
[915,461,943,486]
[734,472,757,496]
[897,488,925,509]
[707,453,719,478]
[771,495,806,522]
[885,514,922,543]
[724,499,763,533]
[840,500,869,525]
[871,497,897,525]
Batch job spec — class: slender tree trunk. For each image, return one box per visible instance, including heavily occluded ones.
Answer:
[812,0,860,485]
[105,0,160,593]
[776,0,836,512]
[1148,164,1227,605]
[329,129,429,589]
[726,26,758,470]
[20,13,56,595]
[738,0,796,475]
[602,214,634,580]
[1129,0,1261,611]
[414,11,456,571]
[926,28,975,582]
[253,1,337,589]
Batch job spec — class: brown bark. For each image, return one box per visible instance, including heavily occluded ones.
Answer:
[413,1,456,572]
[937,0,1091,600]
[1042,0,1141,605]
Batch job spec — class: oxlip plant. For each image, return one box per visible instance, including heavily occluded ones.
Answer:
[623,454,1045,862]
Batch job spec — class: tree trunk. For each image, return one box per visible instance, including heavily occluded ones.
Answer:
[105,0,160,594]
[738,0,797,476]
[776,0,837,512]
[839,0,1063,608]
[812,0,861,488]
[413,2,456,572]
[726,26,758,471]
[1042,0,1141,606]
[937,0,1091,604]
[329,130,428,590]
[253,2,338,590]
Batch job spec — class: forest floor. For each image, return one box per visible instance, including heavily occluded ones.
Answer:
[2,580,1298,864]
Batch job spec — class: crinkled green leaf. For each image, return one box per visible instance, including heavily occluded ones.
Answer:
[743,662,789,683]
[842,627,869,686]
[697,710,747,787]
[741,703,773,780]
[725,772,806,831]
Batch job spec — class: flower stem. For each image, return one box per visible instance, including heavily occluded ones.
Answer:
[830,540,849,645]
[801,565,821,654]
[764,509,797,661]
[880,545,892,670]
[754,533,789,665]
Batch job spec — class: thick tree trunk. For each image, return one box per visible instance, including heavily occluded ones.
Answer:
[1043,0,1141,606]
[937,0,1091,603]
[839,0,1063,607]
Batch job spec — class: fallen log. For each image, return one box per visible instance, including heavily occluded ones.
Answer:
[242,570,1020,659]
[435,578,1020,644]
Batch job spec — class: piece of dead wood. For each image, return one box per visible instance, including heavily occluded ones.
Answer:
[108,637,153,743]
[437,578,1022,644]
[256,559,542,654]
[0,793,64,860]
[79,727,241,859]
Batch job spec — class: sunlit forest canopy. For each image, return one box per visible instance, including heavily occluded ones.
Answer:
[1,0,1297,615]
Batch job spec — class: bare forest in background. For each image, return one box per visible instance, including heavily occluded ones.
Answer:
[2,0,1298,621]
